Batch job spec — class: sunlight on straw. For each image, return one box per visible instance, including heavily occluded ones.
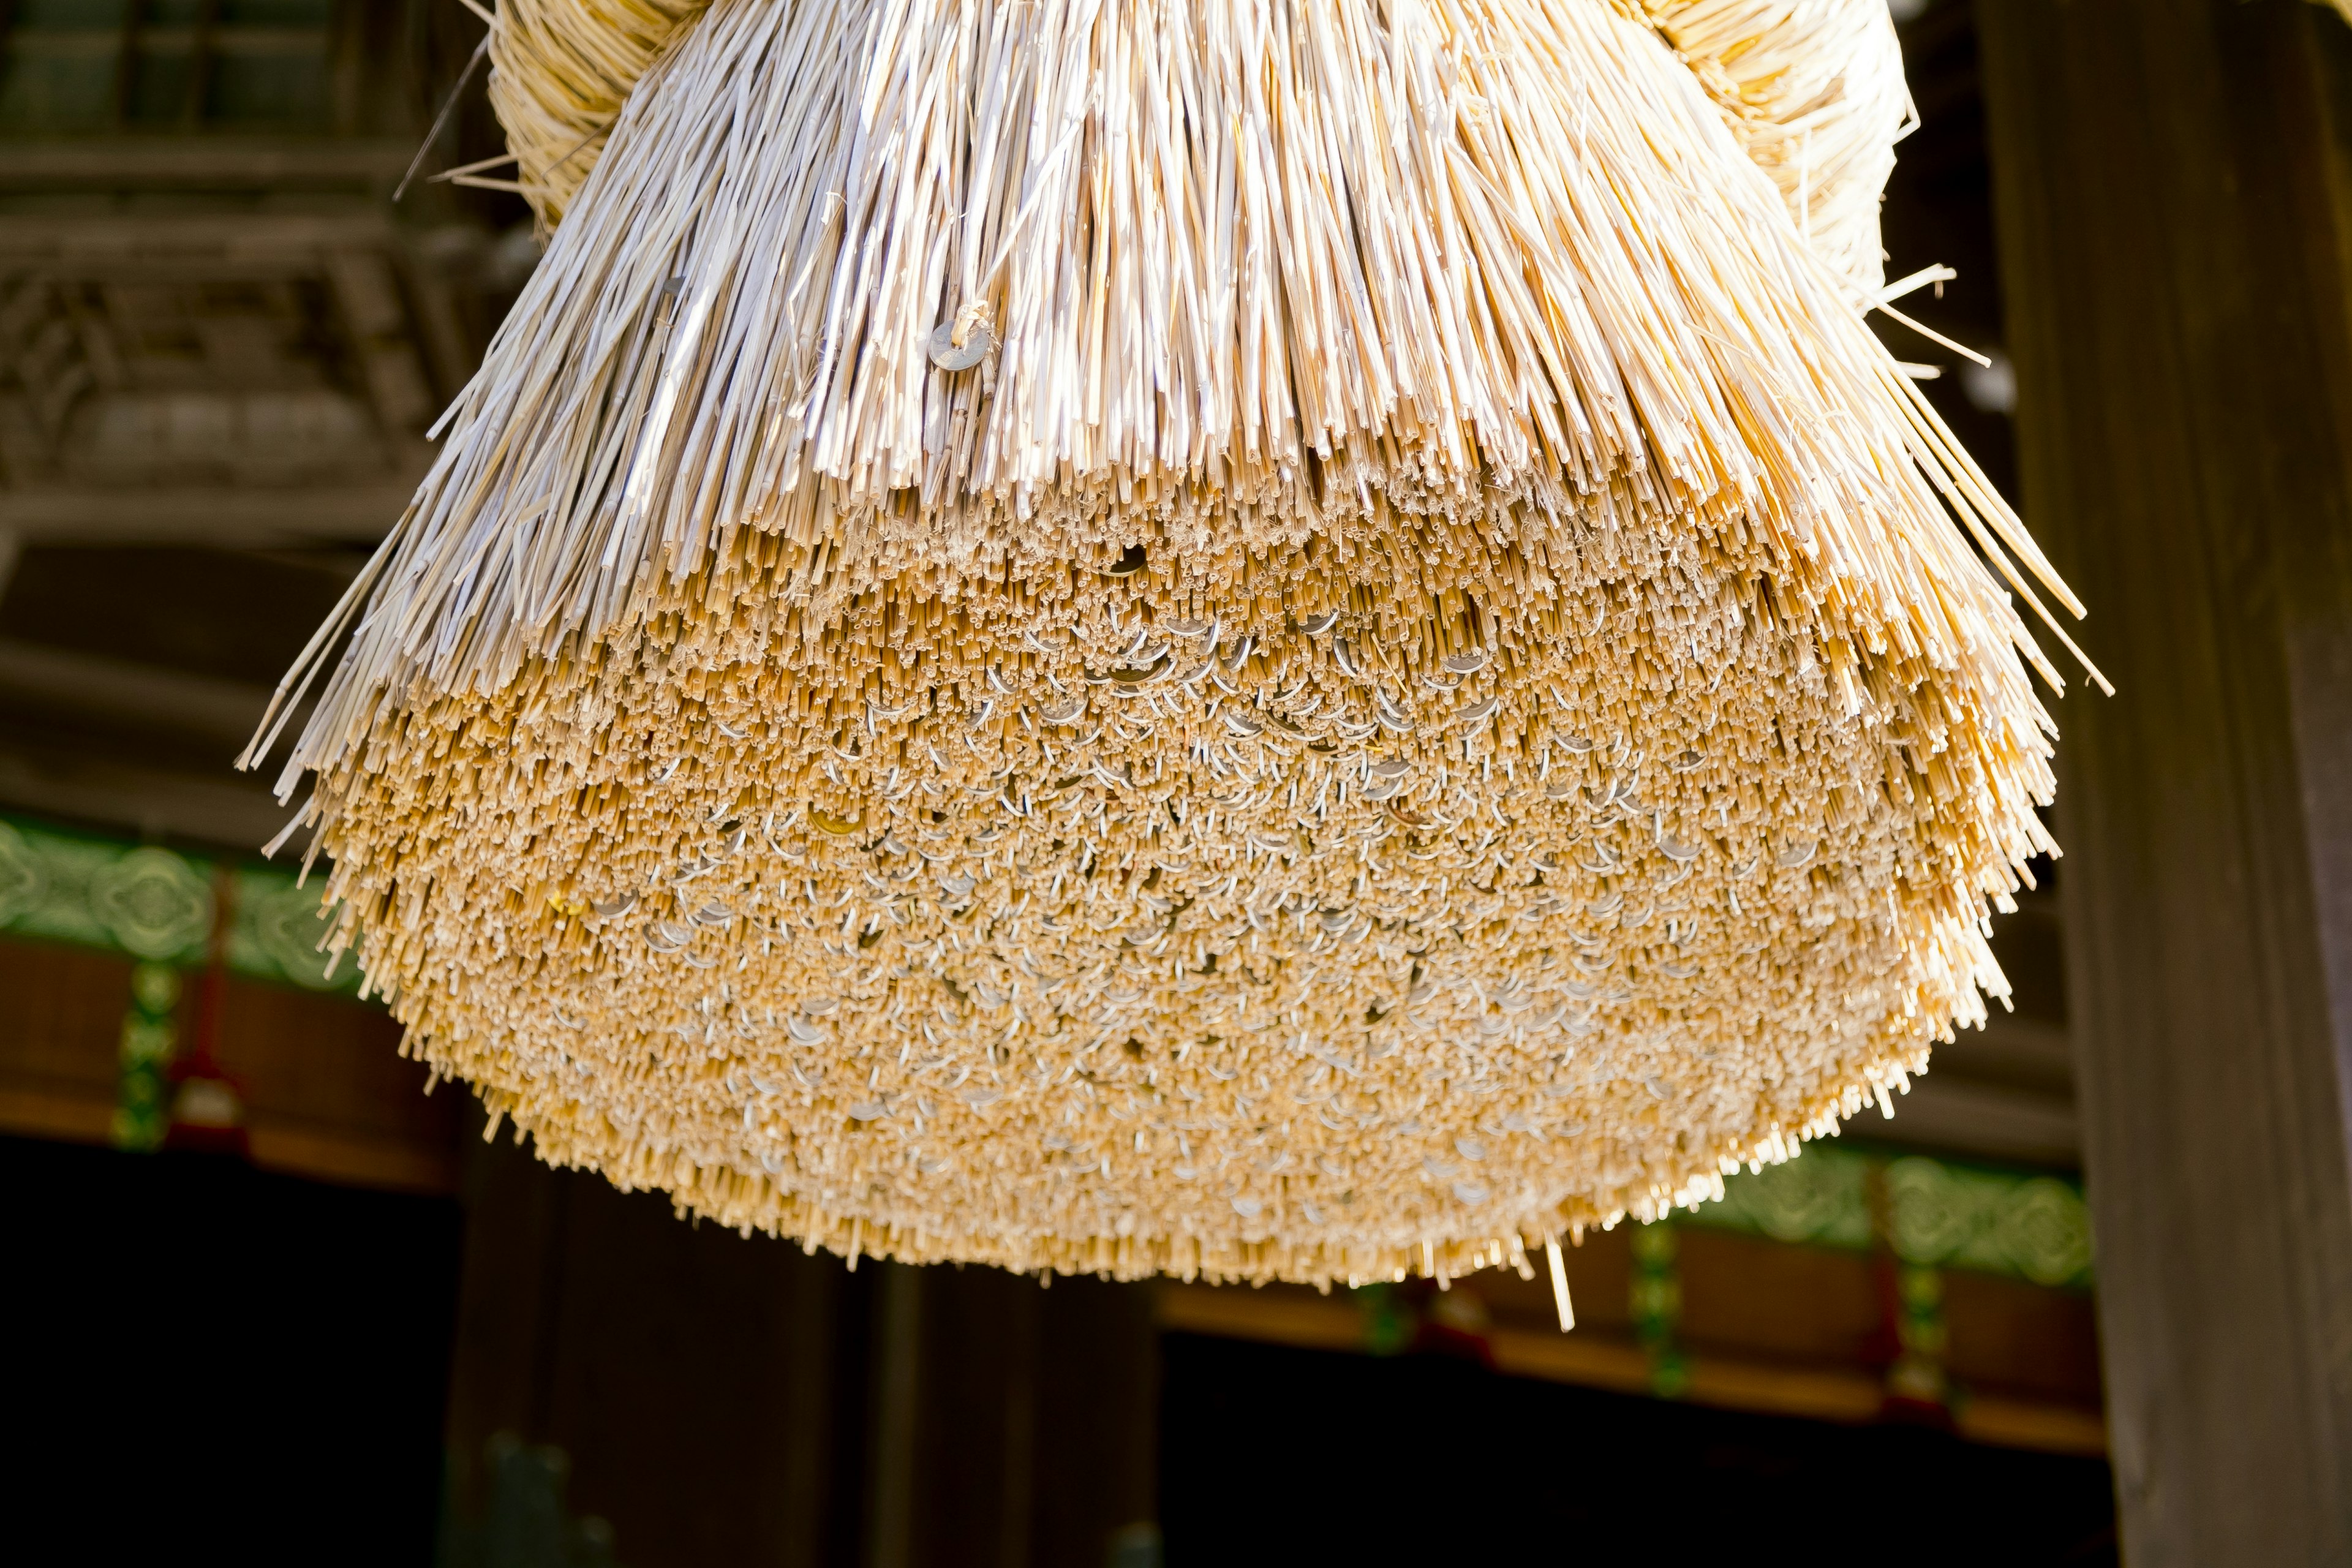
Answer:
[1547,1235,1577,1332]
[241,0,2089,1285]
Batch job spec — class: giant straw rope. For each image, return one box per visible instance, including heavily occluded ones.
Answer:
[251,0,2097,1285]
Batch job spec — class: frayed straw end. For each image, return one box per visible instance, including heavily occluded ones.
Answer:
[1546,1235,1576,1332]
[261,794,313,860]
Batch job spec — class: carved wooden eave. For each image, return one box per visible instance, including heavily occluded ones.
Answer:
[0,202,454,548]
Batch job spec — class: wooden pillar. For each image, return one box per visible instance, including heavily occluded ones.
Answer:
[864,1263,924,1568]
[1975,0,2352,1559]
[443,1125,1161,1567]
[778,1254,844,1568]
[1029,1278,1159,1568]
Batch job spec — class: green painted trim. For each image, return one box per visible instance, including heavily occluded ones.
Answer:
[1629,1221,1689,1396]
[112,961,181,1152]
[0,812,361,997]
[1684,1141,2095,1290]
[1889,1261,1951,1407]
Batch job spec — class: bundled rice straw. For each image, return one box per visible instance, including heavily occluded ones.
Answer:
[249,0,2090,1284]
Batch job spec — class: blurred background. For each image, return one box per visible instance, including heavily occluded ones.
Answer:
[0,2,2122,1563]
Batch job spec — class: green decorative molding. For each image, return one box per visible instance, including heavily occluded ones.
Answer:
[1687,1141,2095,1290]
[1702,1139,1877,1251]
[113,962,181,1153]
[1888,1261,1951,1409]
[1629,1221,1689,1396]
[0,814,360,995]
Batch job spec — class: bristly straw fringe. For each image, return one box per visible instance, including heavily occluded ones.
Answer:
[246,0,2087,1286]
[1643,0,1915,293]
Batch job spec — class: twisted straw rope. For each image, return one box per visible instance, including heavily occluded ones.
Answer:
[254,0,2083,1284]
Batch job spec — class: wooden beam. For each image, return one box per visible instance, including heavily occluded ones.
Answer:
[0,484,412,547]
[1977,0,2352,1558]
[0,140,415,189]
[1153,1281,2108,1457]
[1876,1071,2080,1167]
[0,746,290,850]
[0,208,398,255]
[0,636,272,749]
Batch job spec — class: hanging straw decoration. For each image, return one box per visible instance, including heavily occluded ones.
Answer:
[249,0,2096,1286]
